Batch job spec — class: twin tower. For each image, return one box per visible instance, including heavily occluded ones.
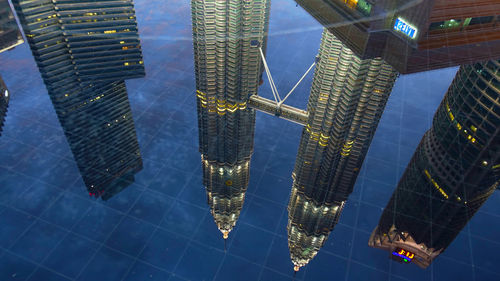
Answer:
[193,0,499,272]
[8,0,499,272]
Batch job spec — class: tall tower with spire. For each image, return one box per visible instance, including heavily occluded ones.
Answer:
[287,29,398,271]
[12,0,145,199]
[369,59,500,268]
[191,0,270,240]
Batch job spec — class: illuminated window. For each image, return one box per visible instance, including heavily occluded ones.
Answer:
[429,19,462,30]
[356,0,371,16]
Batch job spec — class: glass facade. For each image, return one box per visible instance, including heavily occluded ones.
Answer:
[287,29,398,270]
[369,60,500,268]
[192,0,270,239]
[12,0,145,199]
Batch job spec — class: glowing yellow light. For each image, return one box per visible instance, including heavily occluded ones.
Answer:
[424,169,449,199]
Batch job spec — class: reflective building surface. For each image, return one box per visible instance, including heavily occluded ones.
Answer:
[192,0,270,241]
[295,0,500,73]
[369,60,499,268]
[0,0,499,281]
[287,29,398,271]
[12,0,145,199]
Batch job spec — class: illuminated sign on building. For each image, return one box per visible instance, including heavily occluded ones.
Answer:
[391,248,415,263]
[393,18,417,39]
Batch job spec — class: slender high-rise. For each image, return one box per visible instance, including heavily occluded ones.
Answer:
[0,0,23,52]
[13,0,145,199]
[191,0,270,240]
[369,60,500,268]
[0,76,9,136]
[0,0,23,136]
[287,29,398,271]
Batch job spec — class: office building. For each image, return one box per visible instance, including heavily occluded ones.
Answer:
[12,0,145,199]
[191,0,270,239]
[288,29,398,271]
[295,0,500,73]
[369,59,500,268]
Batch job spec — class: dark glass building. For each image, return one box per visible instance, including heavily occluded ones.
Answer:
[191,0,270,239]
[369,59,500,268]
[12,0,145,199]
[287,29,398,271]
[295,0,500,73]
[0,0,23,52]
[0,75,9,136]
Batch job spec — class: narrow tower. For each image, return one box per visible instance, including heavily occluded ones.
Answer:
[287,29,398,270]
[369,60,500,268]
[12,0,145,199]
[0,76,9,136]
[191,0,270,240]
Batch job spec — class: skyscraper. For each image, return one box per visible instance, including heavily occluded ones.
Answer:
[191,0,270,239]
[287,29,398,271]
[0,0,23,136]
[0,0,23,52]
[295,0,500,73]
[12,0,145,199]
[369,59,500,268]
[202,156,250,240]
[0,75,9,136]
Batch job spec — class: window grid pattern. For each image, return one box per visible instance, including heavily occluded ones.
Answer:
[287,29,398,270]
[12,0,145,199]
[191,0,270,239]
[369,59,500,268]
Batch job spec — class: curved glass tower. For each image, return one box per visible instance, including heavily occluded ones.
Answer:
[369,60,500,268]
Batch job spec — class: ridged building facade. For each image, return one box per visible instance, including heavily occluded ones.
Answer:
[12,0,145,199]
[0,76,9,136]
[191,0,270,239]
[369,60,500,268]
[0,0,23,52]
[288,29,398,270]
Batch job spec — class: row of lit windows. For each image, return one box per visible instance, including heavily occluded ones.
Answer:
[445,101,478,146]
